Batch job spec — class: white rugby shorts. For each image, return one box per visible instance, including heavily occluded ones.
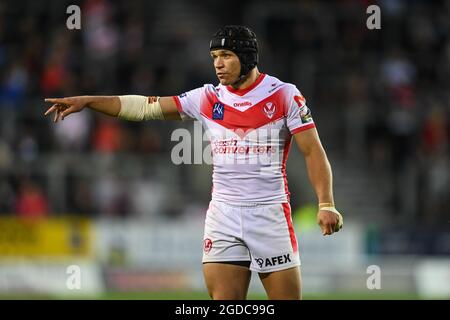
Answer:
[202,200,301,273]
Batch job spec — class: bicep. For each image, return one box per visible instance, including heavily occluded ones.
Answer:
[160,96,182,120]
[293,127,324,156]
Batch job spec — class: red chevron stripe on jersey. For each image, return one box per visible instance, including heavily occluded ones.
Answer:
[200,87,286,138]
[173,73,315,204]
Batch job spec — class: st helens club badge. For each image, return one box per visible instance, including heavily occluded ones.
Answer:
[263,102,276,119]
[203,238,213,254]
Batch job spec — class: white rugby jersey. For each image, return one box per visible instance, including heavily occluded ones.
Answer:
[173,73,315,204]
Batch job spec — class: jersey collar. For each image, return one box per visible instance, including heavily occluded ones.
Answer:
[225,73,266,96]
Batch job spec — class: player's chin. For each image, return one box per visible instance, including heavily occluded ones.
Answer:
[218,78,230,85]
[217,75,237,86]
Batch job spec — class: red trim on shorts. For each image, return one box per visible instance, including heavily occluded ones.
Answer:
[281,136,292,201]
[172,96,183,114]
[226,73,266,96]
[291,123,315,135]
[282,203,298,253]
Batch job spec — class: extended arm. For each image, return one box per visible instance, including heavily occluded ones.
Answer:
[44,95,181,122]
[294,128,343,235]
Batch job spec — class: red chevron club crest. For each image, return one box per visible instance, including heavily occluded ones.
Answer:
[263,102,276,119]
[203,238,213,254]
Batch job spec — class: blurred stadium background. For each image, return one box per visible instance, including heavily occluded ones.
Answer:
[0,0,448,299]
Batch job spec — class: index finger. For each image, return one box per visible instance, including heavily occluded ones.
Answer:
[45,98,66,104]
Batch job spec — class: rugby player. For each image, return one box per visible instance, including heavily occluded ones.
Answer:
[44,25,343,300]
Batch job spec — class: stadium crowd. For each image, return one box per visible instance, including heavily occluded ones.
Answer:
[0,0,447,228]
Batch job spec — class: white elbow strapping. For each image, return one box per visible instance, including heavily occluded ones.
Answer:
[118,95,164,121]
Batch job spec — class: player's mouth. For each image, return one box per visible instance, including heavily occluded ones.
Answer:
[216,73,227,78]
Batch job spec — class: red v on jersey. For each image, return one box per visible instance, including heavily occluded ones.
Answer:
[173,73,315,204]
[200,88,287,138]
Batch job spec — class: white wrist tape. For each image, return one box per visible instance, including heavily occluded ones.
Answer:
[320,206,344,231]
[118,95,164,121]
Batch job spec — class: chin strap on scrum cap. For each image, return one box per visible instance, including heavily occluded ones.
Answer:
[209,25,259,79]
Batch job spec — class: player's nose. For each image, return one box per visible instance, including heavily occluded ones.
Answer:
[214,58,224,68]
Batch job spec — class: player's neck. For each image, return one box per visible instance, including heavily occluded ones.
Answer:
[230,68,261,90]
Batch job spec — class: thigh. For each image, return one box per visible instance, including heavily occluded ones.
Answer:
[259,266,302,300]
[244,203,300,273]
[203,262,252,300]
[203,201,251,263]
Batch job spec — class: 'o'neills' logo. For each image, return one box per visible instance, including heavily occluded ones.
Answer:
[263,102,276,119]
[233,101,252,107]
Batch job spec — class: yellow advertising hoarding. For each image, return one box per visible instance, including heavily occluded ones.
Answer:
[0,217,92,257]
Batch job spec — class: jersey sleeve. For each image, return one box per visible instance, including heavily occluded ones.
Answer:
[286,85,315,135]
[172,86,204,121]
